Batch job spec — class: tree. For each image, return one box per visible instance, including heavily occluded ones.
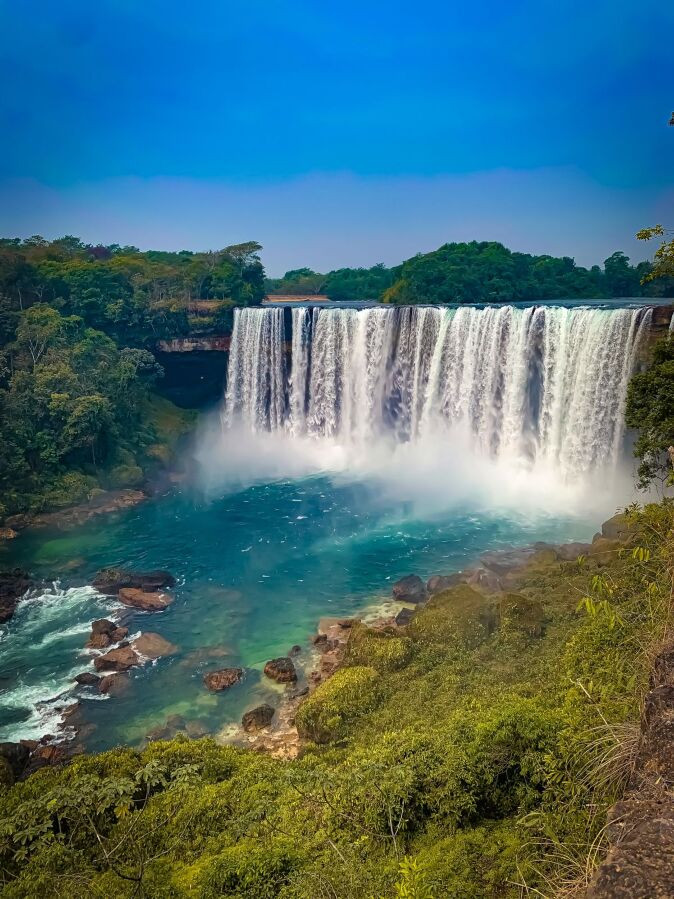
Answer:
[625,337,674,489]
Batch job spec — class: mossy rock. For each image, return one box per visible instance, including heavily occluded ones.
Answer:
[498,593,545,638]
[589,536,622,564]
[408,584,497,649]
[344,623,413,672]
[295,666,381,743]
[106,464,144,489]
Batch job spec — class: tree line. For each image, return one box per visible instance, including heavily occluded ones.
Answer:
[267,241,673,303]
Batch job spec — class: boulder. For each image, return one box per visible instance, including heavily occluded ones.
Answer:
[394,607,416,627]
[0,528,17,540]
[86,619,128,649]
[98,673,131,696]
[464,566,503,592]
[74,672,101,687]
[480,547,536,575]
[601,513,631,541]
[427,573,463,595]
[118,588,172,612]
[132,632,177,659]
[392,574,427,604]
[94,646,140,672]
[0,569,33,624]
[264,657,297,683]
[289,644,302,657]
[93,568,176,595]
[203,667,244,691]
[242,703,275,732]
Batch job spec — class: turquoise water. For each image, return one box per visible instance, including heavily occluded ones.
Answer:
[1,474,596,751]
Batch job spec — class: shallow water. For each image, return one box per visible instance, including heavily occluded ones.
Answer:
[0,473,597,750]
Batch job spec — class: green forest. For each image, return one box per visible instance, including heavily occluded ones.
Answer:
[267,240,674,302]
[1,232,672,523]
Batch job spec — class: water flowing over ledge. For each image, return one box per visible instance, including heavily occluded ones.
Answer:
[223,305,652,479]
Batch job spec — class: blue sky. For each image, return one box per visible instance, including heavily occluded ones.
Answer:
[1,0,672,274]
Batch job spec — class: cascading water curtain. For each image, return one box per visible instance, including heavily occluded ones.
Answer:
[223,305,652,476]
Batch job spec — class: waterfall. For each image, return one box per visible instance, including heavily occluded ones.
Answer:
[223,304,651,476]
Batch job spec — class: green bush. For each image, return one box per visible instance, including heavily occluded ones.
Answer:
[42,471,97,508]
[344,624,414,672]
[408,584,497,649]
[295,666,381,743]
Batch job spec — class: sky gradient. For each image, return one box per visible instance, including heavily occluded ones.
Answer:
[1,0,672,274]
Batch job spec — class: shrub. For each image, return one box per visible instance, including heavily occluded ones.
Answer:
[344,624,414,672]
[295,666,381,743]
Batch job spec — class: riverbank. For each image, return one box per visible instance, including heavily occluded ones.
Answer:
[0,501,671,896]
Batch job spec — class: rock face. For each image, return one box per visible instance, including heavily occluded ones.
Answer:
[94,646,140,672]
[118,588,172,612]
[242,704,275,732]
[203,667,244,691]
[0,742,30,784]
[86,618,128,648]
[392,574,427,604]
[587,638,674,898]
[0,569,33,624]
[264,657,297,683]
[132,632,177,659]
[93,568,175,595]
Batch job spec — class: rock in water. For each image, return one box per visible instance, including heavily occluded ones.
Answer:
[86,618,128,648]
[94,646,141,672]
[118,588,172,612]
[264,657,297,683]
[242,704,275,732]
[392,574,427,604]
[74,672,101,687]
[93,568,176,595]
[0,569,33,624]
[132,632,177,659]
[203,667,244,691]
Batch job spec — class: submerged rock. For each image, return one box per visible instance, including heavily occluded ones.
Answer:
[94,646,141,672]
[242,703,275,732]
[0,569,33,624]
[93,568,176,595]
[203,667,244,691]
[98,673,131,695]
[132,632,177,659]
[264,657,297,683]
[118,588,172,612]
[392,574,427,604]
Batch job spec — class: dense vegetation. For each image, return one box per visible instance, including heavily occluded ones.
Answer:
[0,236,264,520]
[1,503,672,897]
[267,241,673,304]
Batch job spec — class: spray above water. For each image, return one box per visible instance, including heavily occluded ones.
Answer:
[212,304,651,516]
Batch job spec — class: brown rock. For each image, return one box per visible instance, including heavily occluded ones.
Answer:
[94,645,140,672]
[264,657,297,683]
[132,632,177,659]
[98,673,131,696]
[87,631,112,649]
[203,667,244,691]
[93,568,176,595]
[427,573,463,595]
[118,588,172,612]
[0,528,17,540]
[242,704,275,732]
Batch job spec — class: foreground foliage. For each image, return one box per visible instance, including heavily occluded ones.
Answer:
[2,502,672,897]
